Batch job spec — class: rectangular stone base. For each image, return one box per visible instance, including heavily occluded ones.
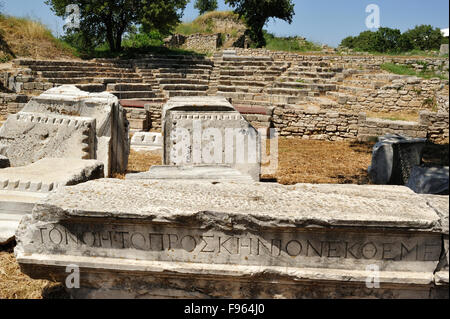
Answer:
[14,179,449,299]
[18,254,448,299]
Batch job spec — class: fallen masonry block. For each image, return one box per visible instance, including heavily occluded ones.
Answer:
[126,165,254,182]
[160,96,261,181]
[130,132,162,152]
[8,85,129,176]
[14,179,448,298]
[368,134,426,185]
[0,158,104,244]
[407,166,449,195]
[0,112,96,167]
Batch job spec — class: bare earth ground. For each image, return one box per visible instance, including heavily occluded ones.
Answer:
[1,138,448,299]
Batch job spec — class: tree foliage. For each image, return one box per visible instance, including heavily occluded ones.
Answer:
[340,25,444,53]
[45,0,188,52]
[194,0,218,16]
[225,0,295,48]
[402,25,443,51]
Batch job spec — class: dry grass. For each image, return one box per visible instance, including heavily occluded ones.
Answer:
[0,14,76,61]
[0,243,65,299]
[262,138,374,184]
[123,139,374,185]
[127,150,162,173]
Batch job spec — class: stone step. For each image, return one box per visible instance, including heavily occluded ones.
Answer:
[75,84,106,92]
[222,55,273,62]
[146,73,210,80]
[28,65,135,73]
[106,83,154,91]
[338,86,373,94]
[220,70,282,77]
[109,91,160,99]
[157,68,211,75]
[296,61,331,67]
[160,84,209,91]
[219,64,287,71]
[277,77,337,84]
[219,61,287,67]
[133,56,214,64]
[265,87,312,97]
[219,75,277,82]
[286,71,336,79]
[47,77,143,85]
[157,78,210,85]
[39,71,140,79]
[120,98,167,105]
[15,59,132,68]
[134,63,213,70]
[274,82,337,92]
[218,80,267,87]
[289,66,343,73]
[167,90,208,97]
[218,86,264,94]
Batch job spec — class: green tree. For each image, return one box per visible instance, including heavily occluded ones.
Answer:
[403,25,443,51]
[340,36,355,49]
[45,0,188,52]
[372,27,402,52]
[194,0,218,16]
[225,0,295,47]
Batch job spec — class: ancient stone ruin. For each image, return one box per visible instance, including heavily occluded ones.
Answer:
[0,85,130,244]
[127,96,260,182]
[14,180,449,298]
[0,49,448,299]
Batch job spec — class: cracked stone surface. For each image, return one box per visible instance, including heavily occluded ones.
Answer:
[14,179,449,298]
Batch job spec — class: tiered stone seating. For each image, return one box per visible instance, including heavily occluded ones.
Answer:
[133,55,214,98]
[15,59,141,86]
[216,55,290,109]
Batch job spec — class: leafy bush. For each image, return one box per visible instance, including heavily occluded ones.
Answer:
[264,31,321,52]
[123,30,164,49]
[340,25,443,53]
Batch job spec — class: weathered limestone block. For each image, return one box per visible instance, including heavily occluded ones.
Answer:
[15,180,448,298]
[17,85,129,176]
[407,166,449,195]
[161,96,260,181]
[130,132,162,152]
[0,158,104,244]
[126,165,254,182]
[0,112,96,167]
[368,134,426,185]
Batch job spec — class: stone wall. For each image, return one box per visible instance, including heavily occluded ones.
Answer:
[233,48,449,73]
[266,106,449,143]
[327,77,447,113]
[437,93,449,114]
[272,106,359,141]
[357,114,427,141]
[145,103,163,130]
[419,111,450,143]
[166,33,222,53]
[0,93,30,117]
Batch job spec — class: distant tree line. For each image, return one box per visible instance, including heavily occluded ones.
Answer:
[340,25,445,53]
[45,0,295,52]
